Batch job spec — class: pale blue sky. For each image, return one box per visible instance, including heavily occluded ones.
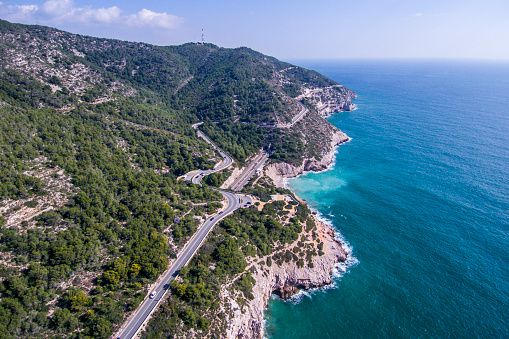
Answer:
[1,0,509,60]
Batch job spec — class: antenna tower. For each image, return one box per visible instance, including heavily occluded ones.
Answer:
[201,28,205,44]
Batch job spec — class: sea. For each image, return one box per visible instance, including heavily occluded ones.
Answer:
[265,61,509,338]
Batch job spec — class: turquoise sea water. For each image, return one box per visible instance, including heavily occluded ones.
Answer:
[266,61,509,338]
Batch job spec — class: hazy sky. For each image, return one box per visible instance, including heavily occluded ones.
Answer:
[1,0,509,60]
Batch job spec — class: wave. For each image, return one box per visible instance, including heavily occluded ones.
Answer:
[273,252,359,306]
[313,209,359,274]
[280,137,358,305]
[272,209,359,306]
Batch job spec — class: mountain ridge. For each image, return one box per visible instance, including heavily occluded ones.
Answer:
[0,19,354,338]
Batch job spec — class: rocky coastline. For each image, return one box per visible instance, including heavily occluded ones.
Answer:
[265,128,350,187]
[219,123,353,338]
[221,214,350,339]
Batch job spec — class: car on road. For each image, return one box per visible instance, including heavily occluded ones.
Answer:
[149,291,157,299]
[219,211,223,214]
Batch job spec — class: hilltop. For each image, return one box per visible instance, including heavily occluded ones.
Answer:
[0,18,355,164]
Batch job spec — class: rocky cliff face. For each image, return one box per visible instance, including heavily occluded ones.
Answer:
[220,217,350,338]
[266,128,350,187]
[267,66,355,181]
[296,85,357,117]
[221,78,356,338]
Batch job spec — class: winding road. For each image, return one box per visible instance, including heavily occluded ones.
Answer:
[115,125,253,339]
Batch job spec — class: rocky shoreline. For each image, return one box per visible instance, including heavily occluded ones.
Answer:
[214,70,357,338]
[219,124,352,338]
[221,214,350,339]
[265,128,350,187]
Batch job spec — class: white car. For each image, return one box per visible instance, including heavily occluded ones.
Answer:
[149,291,157,299]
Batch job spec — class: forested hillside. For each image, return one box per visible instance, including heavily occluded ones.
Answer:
[0,19,354,337]
[0,19,355,163]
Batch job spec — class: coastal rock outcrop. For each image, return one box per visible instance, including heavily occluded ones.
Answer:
[221,217,349,338]
[266,129,350,187]
[296,85,357,117]
[220,95,354,338]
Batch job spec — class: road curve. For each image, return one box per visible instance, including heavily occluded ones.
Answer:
[116,191,251,339]
[183,126,234,185]
[189,147,233,185]
[115,125,249,339]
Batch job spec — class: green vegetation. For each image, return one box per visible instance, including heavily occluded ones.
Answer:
[143,195,313,337]
[0,18,336,164]
[0,18,340,338]
[0,99,221,337]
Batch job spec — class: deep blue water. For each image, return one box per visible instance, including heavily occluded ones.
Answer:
[266,61,509,338]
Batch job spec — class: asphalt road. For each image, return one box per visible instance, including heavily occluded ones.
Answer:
[182,128,234,185]
[115,125,249,339]
[116,191,251,339]
[277,104,308,129]
[229,151,269,191]
[189,147,234,185]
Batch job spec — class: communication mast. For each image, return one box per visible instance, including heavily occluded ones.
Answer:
[201,28,205,44]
